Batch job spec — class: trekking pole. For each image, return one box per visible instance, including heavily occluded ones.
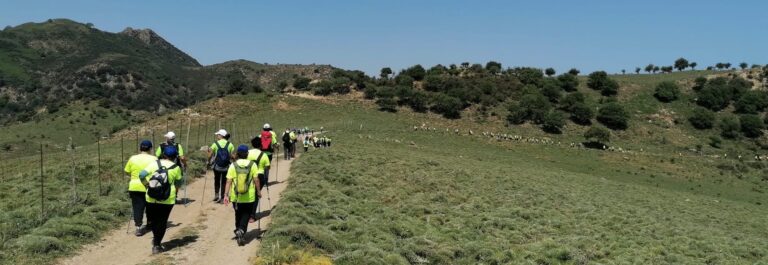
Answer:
[184,118,191,206]
[265,181,272,209]
[256,198,261,232]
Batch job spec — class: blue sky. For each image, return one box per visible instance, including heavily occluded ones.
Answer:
[1,0,766,75]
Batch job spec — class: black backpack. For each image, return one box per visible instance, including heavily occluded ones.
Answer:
[159,142,181,163]
[147,160,178,201]
[282,133,291,143]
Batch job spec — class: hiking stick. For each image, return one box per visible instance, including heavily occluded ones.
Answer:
[264,177,272,209]
[256,199,261,232]
[184,118,191,207]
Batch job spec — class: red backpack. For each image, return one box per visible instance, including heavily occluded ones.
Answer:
[260,131,273,151]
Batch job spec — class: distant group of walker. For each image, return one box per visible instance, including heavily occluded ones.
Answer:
[123,123,332,254]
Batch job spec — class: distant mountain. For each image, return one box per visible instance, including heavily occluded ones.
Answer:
[0,19,336,124]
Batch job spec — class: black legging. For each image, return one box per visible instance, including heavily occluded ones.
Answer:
[283,143,292,159]
[213,170,227,198]
[145,203,174,246]
[129,191,146,227]
[234,202,255,233]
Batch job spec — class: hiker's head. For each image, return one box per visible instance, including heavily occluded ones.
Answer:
[237,145,249,159]
[139,140,153,152]
[263,123,271,131]
[251,137,260,148]
[215,129,227,140]
[163,146,178,160]
[164,131,176,142]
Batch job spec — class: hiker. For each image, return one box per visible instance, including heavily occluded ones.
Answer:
[289,129,297,158]
[282,129,292,160]
[303,136,310,152]
[256,123,278,182]
[327,137,332,148]
[155,132,187,203]
[208,129,234,203]
[248,138,271,221]
[139,146,182,254]
[223,145,261,246]
[313,135,319,148]
[124,140,157,237]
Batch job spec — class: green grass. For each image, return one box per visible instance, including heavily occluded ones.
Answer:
[256,94,768,264]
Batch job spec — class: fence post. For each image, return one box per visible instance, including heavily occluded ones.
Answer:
[40,143,44,220]
[135,128,139,152]
[98,138,102,196]
[121,135,125,165]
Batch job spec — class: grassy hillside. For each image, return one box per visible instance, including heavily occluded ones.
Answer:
[254,94,768,264]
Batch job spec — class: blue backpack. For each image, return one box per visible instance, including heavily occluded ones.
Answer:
[213,142,231,170]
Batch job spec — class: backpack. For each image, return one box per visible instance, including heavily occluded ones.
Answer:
[213,141,231,171]
[233,160,255,195]
[159,142,181,162]
[260,131,273,151]
[282,133,291,143]
[147,160,178,201]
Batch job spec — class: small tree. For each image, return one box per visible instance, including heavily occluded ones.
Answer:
[690,62,697,70]
[653,81,681,102]
[601,79,619,96]
[740,114,764,138]
[692,77,707,91]
[734,91,768,114]
[568,68,580,76]
[557,73,579,92]
[545,68,556,77]
[293,77,312,90]
[688,107,715,129]
[653,66,660,73]
[541,111,566,134]
[635,67,641,74]
[584,126,611,145]
[597,102,629,130]
[380,67,393,79]
[739,62,749,70]
[485,61,502,74]
[674,57,689,71]
[719,115,741,139]
[404,65,426,81]
[645,64,654,74]
[569,103,594,125]
[541,80,562,103]
[560,92,586,111]
[621,69,626,75]
[431,94,462,119]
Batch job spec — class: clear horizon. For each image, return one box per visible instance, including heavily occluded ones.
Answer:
[2,0,766,76]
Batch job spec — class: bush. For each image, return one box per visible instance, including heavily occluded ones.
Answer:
[375,97,397,112]
[740,114,764,138]
[507,92,551,124]
[363,86,377,99]
[734,91,768,114]
[409,91,429,113]
[654,81,680,102]
[541,79,562,103]
[311,81,333,96]
[430,94,463,119]
[569,103,594,125]
[693,77,707,91]
[719,116,741,139]
[557,74,579,92]
[688,107,715,129]
[541,111,565,133]
[293,77,312,90]
[584,126,611,144]
[587,71,619,96]
[696,86,730,111]
[597,103,629,130]
[560,92,586,111]
[403,65,426,81]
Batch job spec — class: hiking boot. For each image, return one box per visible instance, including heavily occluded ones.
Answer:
[235,229,245,246]
[152,245,164,254]
[135,226,143,237]
[212,195,220,202]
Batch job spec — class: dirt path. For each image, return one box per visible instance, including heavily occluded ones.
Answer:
[59,150,300,265]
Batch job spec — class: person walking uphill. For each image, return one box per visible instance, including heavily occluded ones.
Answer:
[156,132,188,203]
[223,145,261,246]
[257,123,277,181]
[282,129,292,160]
[138,146,182,254]
[124,140,157,237]
[289,129,297,158]
[248,138,271,221]
[208,129,234,203]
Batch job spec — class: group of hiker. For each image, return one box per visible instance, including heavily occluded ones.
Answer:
[279,128,331,159]
[124,123,325,254]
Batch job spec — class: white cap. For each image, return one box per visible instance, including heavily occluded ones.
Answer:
[164,131,176,139]
[263,123,271,129]
[215,129,228,136]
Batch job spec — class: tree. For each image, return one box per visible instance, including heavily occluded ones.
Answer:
[409,90,429,112]
[597,102,629,130]
[557,73,579,92]
[621,69,626,75]
[510,67,544,86]
[545,68,556,77]
[715,63,725,70]
[293,77,312,90]
[541,79,562,103]
[485,61,502,75]
[635,67,641,74]
[739,62,748,70]
[427,64,448,76]
[653,66,660,73]
[587,71,609,90]
[560,92,586,111]
[653,81,681,102]
[375,87,397,112]
[674,57,689,71]
[734,91,768,114]
[568,68,580,75]
[600,79,619,96]
[431,94,463,119]
[584,126,611,144]
[644,64,654,74]
[541,111,566,134]
[690,62,697,70]
[719,115,740,139]
[229,79,245,93]
[689,107,715,129]
[380,67,393,79]
[569,103,594,125]
[403,65,426,81]
[696,86,730,111]
[507,92,551,124]
[724,63,732,69]
[740,114,764,138]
